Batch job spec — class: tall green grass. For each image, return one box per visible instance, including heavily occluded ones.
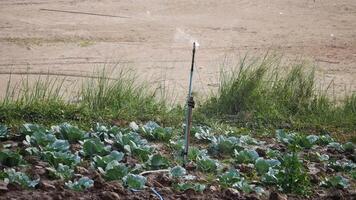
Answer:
[199,55,356,130]
[0,68,182,127]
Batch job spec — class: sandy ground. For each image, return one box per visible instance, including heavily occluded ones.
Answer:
[0,0,355,103]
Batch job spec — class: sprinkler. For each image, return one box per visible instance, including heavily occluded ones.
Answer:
[183,42,197,166]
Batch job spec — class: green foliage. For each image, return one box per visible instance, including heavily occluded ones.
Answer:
[219,168,241,188]
[209,135,242,156]
[342,142,355,153]
[23,126,56,147]
[193,126,214,141]
[4,169,39,188]
[0,124,8,139]
[47,163,74,180]
[100,160,128,181]
[276,130,318,149]
[169,166,186,178]
[328,160,355,172]
[65,177,94,191]
[42,151,80,167]
[327,142,344,152]
[44,139,70,152]
[53,123,85,142]
[123,174,146,190]
[199,56,356,130]
[93,150,124,169]
[141,121,173,141]
[148,154,170,170]
[276,153,311,195]
[83,138,110,157]
[196,156,220,173]
[235,149,259,164]
[255,158,280,175]
[188,147,207,162]
[0,150,25,167]
[20,123,47,136]
[321,176,349,189]
[174,182,206,192]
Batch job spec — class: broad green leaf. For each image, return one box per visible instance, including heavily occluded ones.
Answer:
[53,123,85,143]
[4,169,39,188]
[104,160,128,181]
[169,166,186,178]
[235,150,259,164]
[255,158,280,175]
[0,124,8,139]
[44,139,70,152]
[197,156,220,173]
[148,154,170,170]
[65,177,94,191]
[42,151,81,167]
[219,168,241,188]
[93,150,124,169]
[123,174,146,190]
[322,176,349,189]
[0,150,25,167]
[83,138,109,157]
[47,163,74,180]
[174,182,206,192]
[342,142,354,153]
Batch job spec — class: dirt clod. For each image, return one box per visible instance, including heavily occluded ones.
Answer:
[269,191,287,200]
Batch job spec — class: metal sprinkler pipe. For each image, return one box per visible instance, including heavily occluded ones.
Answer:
[183,42,196,166]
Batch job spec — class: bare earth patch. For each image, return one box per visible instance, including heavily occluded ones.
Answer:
[0,0,355,102]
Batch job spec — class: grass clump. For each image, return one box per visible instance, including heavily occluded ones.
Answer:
[200,55,356,131]
[0,67,182,127]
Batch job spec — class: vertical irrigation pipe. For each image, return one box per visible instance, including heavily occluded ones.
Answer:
[183,42,196,165]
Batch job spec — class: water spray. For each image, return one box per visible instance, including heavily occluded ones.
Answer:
[183,42,197,166]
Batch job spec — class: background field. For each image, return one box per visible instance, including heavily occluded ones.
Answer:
[0,0,355,103]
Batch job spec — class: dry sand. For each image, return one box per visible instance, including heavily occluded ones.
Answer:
[0,0,355,103]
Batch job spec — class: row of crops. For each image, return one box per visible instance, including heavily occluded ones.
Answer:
[0,122,354,198]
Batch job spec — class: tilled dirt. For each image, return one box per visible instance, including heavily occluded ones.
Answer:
[1,178,355,200]
[0,0,355,102]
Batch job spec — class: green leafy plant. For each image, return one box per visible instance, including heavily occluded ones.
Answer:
[317,134,334,145]
[327,142,344,152]
[20,123,46,136]
[24,130,56,147]
[93,150,124,169]
[4,169,39,188]
[169,166,186,178]
[0,150,25,167]
[235,149,259,164]
[188,147,207,162]
[219,168,241,188]
[123,174,146,189]
[209,136,243,156]
[42,151,81,167]
[148,154,170,170]
[255,158,280,175]
[197,156,220,173]
[65,177,94,191]
[321,175,349,189]
[174,182,206,192]
[193,126,214,141]
[141,121,173,142]
[99,160,129,181]
[83,138,110,157]
[47,163,74,180]
[53,123,85,143]
[276,153,311,195]
[342,142,354,153]
[0,124,8,139]
[44,139,70,152]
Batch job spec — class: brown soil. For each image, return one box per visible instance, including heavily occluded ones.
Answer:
[0,0,355,102]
